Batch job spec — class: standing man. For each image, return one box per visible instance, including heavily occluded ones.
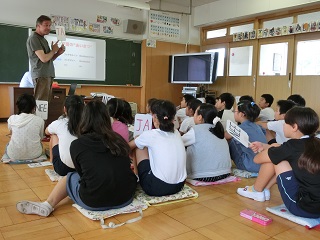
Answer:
[27,15,65,102]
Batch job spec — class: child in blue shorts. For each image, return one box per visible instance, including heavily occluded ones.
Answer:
[237,107,320,218]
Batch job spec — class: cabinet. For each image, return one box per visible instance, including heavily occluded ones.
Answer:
[9,87,66,127]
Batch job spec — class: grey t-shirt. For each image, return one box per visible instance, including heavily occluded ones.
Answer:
[26,32,55,79]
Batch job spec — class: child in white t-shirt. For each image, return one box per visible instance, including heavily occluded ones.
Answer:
[176,94,195,125]
[179,98,202,135]
[6,93,44,160]
[257,100,296,144]
[46,95,84,176]
[130,99,186,196]
[258,94,275,121]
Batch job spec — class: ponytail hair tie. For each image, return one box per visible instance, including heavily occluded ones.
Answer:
[251,102,255,106]
[163,116,168,120]
[212,116,221,127]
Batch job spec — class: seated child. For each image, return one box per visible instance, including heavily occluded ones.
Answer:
[45,95,84,176]
[287,94,306,107]
[107,98,130,142]
[205,95,216,105]
[129,99,186,196]
[182,103,231,181]
[179,98,202,135]
[17,100,137,217]
[123,100,135,142]
[176,94,195,125]
[257,100,296,144]
[237,107,320,219]
[6,93,44,160]
[258,94,275,121]
[239,95,254,102]
[215,92,236,129]
[227,100,267,173]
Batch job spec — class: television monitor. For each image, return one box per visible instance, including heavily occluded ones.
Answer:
[169,52,218,84]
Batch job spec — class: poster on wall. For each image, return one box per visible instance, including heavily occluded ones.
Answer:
[51,15,70,31]
[149,10,181,40]
[70,18,87,32]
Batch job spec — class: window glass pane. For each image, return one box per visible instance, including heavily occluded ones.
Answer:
[298,11,320,23]
[296,40,320,75]
[263,17,293,29]
[259,42,288,76]
[230,23,254,34]
[229,46,253,76]
[206,48,225,76]
[206,28,227,39]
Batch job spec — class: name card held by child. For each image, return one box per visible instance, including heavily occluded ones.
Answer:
[226,120,250,147]
[35,100,48,120]
[134,114,153,137]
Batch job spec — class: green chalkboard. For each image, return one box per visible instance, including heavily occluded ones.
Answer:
[0,24,29,83]
[0,24,141,86]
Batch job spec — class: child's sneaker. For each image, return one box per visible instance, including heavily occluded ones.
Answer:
[16,201,53,217]
[237,186,265,202]
[264,189,270,200]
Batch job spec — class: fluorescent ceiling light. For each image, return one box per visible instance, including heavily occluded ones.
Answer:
[98,0,150,10]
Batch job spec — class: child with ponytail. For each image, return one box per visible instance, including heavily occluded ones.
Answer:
[182,103,231,181]
[130,99,186,196]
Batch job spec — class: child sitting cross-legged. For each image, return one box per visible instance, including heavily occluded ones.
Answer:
[182,103,231,181]
[237,107,320,219]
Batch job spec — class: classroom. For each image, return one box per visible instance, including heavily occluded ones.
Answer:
[0,0,320,239]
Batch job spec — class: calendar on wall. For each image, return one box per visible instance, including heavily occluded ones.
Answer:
[149,10,181,40]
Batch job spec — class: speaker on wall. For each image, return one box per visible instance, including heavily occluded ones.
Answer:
[123,19,145,35]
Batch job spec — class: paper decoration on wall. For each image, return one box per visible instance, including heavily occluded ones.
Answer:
[282,26,288,35]
[275,27,282,36]
[249,30,256,39]
[310,21,317,31]
[288,25,295,34]
[243,31,249,40]
[103,26,113,34]
[97,15,107,23]
[257,29,263,38]
[146,39,156,48]
[302,23,310,32]
[110,17,121,26]
[89,23,101,33]
[149,10,180,40]
[51,15,70,31]
[70,18,87,32]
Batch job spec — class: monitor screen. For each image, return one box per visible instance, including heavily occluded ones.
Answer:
[170,52,218,84]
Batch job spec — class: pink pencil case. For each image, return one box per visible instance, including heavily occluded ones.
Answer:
[240,209,272,225]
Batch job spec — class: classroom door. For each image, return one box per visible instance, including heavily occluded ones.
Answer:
[292,32,320,115]
[255,36,294,109]
[227,40,258,100]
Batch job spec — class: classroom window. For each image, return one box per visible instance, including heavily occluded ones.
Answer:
[230,23,254,35]
[296,39,320,75]
[206,28,227,39]
[259,42,288,76]
[297,11,320,23]
[229,46,253,76]
[205,48,225,76]
[263,17,293,29]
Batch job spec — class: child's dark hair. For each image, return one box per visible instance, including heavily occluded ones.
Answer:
[151,100,176,133]
[147,98,158,109]
[237,100,261,122]
[16,93,36,114]
[182,94,195,104]
[287,94,306,107]
[106,98,127,124]
[78,100,130,156]
[277,100,296,115]
[239,95,254,102]
[65,95,84,136]
[218,92,235,110]
[205,96,216,105]
[122,100,134,124]
[284,107,320,174]
[261,94,274,107]
[196,103,224,139]
[187,99,202,115]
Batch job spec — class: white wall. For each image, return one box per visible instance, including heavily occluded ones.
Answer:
[194,0,320,27]
[0,0,200,45]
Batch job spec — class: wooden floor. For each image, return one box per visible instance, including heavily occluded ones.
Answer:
[0,122,319,240]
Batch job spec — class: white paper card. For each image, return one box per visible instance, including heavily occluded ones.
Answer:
[55,26,66,41]
[226,120,250,147]
[35,100,48,120]
[134,114,153,138]
[28,161,52,168]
